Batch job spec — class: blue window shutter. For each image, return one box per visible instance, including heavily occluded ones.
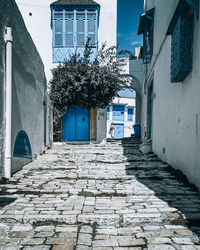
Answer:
[171,14,194,83]
[107,107,110,120]
[128,108,134,121]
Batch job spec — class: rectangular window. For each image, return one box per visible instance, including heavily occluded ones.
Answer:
[65,20,73,32]
[76,11,86,47]
[128,108,134,121]
[65,11,74,47]
[170,14,194,83]
[107,107,110,120]
[55,20,62,32]
[77,34,85,46]
[112,105,125,121]
[66,34,73,46]
[54,11,63,47]
[88,20,95,32]
[87,11,96,47]
[88,34,95,45]
[77,20,85,32]
[55,34,63,46]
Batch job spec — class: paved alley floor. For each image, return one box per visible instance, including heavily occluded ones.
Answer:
[0,138,200,250]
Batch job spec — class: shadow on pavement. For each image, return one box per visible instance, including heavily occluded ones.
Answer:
[122,137,200,238]
[0,197,16,209]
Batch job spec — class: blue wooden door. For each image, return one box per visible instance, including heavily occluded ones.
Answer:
[76,106,90,141]
[62,106,90,141]
[114,124,124,138]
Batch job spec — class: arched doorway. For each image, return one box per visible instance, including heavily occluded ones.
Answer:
[13,130,32,158]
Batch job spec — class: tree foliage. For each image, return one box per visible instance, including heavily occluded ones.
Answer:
[49,42,129,132]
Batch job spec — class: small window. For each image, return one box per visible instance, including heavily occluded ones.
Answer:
[112,105,125,121]
[107,107,110,120]
[77,34,85,46]
[77,20,85,32]
[88,34,95,46]
[65,20,73,32]
[55,20,62,32]
[88,20,95,32]
[128,108,134,121]
[55,34,63,46]
[65,34,73,46]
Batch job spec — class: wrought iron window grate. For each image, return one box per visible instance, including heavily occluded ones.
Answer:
[171,14,194,83]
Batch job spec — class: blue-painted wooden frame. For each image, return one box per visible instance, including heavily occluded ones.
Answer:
[51,4,100,63]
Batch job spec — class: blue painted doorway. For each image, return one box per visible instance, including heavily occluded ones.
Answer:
[114,124,124,138]
[62,106,90,141]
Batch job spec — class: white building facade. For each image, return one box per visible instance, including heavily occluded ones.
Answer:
[107,96,136,139]
[136,0,200,190]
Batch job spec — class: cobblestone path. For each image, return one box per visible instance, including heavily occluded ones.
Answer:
[0,138,200,249]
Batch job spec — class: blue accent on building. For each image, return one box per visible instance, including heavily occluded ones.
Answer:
[13,131,32,159]
[51,3,100,63]
[167,0,195,83]
[107,106,110,120]
[62,106,90,141]
[114,123,124,138]
[128,108,134,121]
[138,8,154,64]
[112,105,125,121]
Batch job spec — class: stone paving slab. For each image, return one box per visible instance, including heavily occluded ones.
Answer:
[0,138,200,249]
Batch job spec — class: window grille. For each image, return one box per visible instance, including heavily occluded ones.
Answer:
[171,14,194,82]
[138,8,154,64]
[52,6,99,62]
[143,23,153,63]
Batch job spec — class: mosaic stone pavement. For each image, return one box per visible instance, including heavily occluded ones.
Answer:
[0,138,200,249]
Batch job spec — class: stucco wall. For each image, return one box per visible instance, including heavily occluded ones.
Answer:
[0,0,49,175]
[96,108,107,143]
[142,0,200,190]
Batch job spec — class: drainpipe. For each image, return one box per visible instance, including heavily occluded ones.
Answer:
[4,27,13,179]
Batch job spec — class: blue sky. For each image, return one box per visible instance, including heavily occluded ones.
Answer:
[117,0,143,56]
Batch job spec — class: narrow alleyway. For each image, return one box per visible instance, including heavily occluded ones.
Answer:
[0,139,200,249]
